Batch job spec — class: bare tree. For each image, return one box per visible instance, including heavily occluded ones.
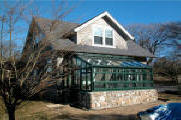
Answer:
[0,1,77,120]
[161,22,181,57]
[127,24,168,64]
[154,57,181,83]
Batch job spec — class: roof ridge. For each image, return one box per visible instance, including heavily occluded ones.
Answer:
[33,16,79,25]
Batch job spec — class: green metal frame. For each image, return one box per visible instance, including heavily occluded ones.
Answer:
[70,53,154,92]
[91,67,153,91]
[77,53,135,61]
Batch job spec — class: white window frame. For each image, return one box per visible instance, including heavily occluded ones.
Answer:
[104,27,114,47]
[93,26,103,45]
[92,25,115,48]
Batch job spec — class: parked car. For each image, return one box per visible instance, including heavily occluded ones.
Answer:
[138,103,181,120]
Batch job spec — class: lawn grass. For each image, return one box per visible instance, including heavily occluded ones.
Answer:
[0,97,6,116]
[158,91,181,102]
[15,100,50,120]
[0,97,50,120]
[0,92,181,120]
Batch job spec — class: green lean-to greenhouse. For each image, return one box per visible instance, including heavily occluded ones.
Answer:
[71,53,154,91]
[67,53,157,109]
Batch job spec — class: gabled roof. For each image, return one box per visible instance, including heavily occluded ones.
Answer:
[32,14,154,58]
[33,17,79,39]
[74,11,134,40]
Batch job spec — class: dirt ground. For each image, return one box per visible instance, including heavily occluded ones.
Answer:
[1,92,181,120]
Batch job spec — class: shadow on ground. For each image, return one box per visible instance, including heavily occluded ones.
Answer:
[158,90,181,103]
[50,113,138,120]
[158,97,170,102]
[164,90,181,96]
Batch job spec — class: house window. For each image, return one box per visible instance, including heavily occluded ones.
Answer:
[35,36,39,44]
[46,58,53,73]
[46,66,52,73]
[93,26,114,47]
[34,33,45,48]
[105,29,113,46]
[33,69,38,77]
[94,27,103,45]
[47,58,52,64]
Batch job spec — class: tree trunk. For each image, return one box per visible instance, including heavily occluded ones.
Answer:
[8,108,15,120]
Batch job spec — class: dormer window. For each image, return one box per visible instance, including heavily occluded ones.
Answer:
[93,26,114,47]
[105,29,113,46]
[94,27,103,45]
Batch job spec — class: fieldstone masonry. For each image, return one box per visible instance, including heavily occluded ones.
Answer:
[79,89,158,109]
[178,75,181,94]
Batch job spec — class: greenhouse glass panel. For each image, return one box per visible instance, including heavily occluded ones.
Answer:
[71,53,154,92]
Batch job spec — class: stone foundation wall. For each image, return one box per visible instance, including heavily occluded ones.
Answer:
[178,75,181,94]
[79,89,158,109]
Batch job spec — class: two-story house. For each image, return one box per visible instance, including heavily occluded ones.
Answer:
[22,11,158,109]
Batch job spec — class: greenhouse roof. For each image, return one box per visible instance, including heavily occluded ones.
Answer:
[77,53,151,68]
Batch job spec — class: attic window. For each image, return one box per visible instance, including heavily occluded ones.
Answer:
[105,29,113,46]
[94,27,103,45]
[93,26,114,47]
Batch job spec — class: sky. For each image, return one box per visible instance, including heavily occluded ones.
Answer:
[31,0,181,25]
[54,0,181,25]
[36,0,181,57]
[1,0,181,54]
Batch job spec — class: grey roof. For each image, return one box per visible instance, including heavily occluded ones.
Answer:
[34,17,154,58]
[34,17,79,39]
[50,39,154,57]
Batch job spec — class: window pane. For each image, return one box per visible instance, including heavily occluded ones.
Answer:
[105,29,113,45]
[94,27,103,45]
[94,36,103,44]
[94,27,103,36]
[46,66,52,72]
[105,29,112,38]
[105,38,113,45]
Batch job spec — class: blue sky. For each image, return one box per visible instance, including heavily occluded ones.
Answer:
[57,0,181,25]
[33,0,181,25]
[35,0,181,57]
[1,0,181,54]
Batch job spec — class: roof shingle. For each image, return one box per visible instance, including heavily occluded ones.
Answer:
[50,39,154,57]
[34,17,154,58]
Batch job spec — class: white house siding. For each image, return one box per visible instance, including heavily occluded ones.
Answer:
[76,17,128,49]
